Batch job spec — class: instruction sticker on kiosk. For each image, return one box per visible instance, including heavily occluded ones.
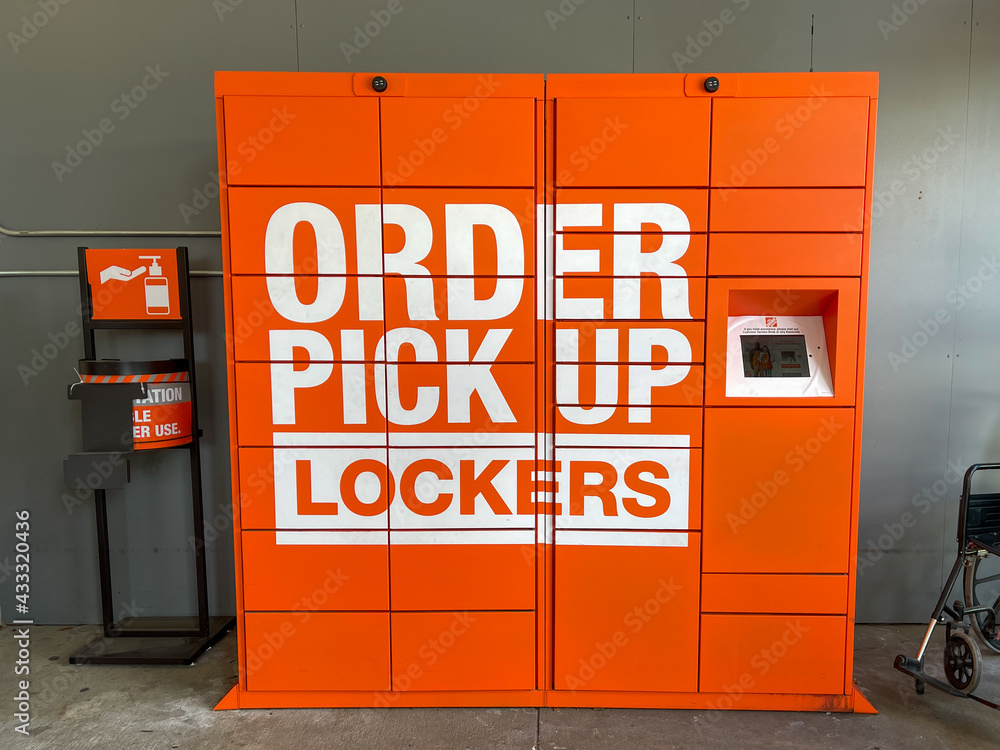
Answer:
[725,315,833,397]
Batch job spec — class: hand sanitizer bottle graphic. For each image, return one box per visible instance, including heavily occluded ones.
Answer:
[139,255,170,315]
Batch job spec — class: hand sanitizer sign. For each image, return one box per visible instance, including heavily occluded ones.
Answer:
[140,255,171,315]
[84,249,182,321]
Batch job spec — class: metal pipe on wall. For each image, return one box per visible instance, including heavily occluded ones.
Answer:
[0,270,222,277]
[0,219,221,239]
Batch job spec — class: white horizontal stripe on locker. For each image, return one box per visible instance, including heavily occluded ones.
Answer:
[390,529,535,545]
[388,432,535,447]
[555,433,691,448]
[273,432,386,447]
[275,531,389,546]
[558,530,689,548]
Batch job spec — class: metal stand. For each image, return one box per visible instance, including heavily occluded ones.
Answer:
[66,247,234,665]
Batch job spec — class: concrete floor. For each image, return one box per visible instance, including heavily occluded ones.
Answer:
[1,624,999,749]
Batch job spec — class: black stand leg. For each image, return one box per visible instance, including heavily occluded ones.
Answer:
[94,490,117,637]
[190,440,210,638]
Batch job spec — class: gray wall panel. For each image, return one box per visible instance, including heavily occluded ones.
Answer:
[945,4,1000,564]
[813,0,973,622]
[634,0,812,74]
[635,0,976,622]
[1,279,102,623]
[0,0,995,624]
[297,0,634,73]
[0,0,297,234]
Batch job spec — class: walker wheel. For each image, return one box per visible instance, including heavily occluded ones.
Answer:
[944,632,982,694]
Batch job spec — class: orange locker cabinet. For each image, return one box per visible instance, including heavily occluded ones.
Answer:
[384,362,536,442]
[552,448,702,531]
[217,71,877,712]
[553,406,704,449]
[383,276,535,363]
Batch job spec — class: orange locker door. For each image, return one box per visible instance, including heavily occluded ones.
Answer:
[702,408,855,574]
[709,189,866,233]
[236,447,392,532]
[389,535,536,611]
[554,97,710,187]
[380,96,535,187]
[241,530,388,611]
[555,188,708,234]
[227,187,384,275]
[381,187,535,276]
[554,535,701,692]
[383,276,535,362]
[223,96,381,187]
[711,97,870,188]
[234,363,387,446]
[553,447,703,532]
[231,275,386,363]
[245,612,390,691]
[700,614,847,695]
[390,611,535,691]
[707,234,863,278]
[554,321,706,364]
[556,276,707,323]
[556,232,707,277]
[701,573,849,616]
